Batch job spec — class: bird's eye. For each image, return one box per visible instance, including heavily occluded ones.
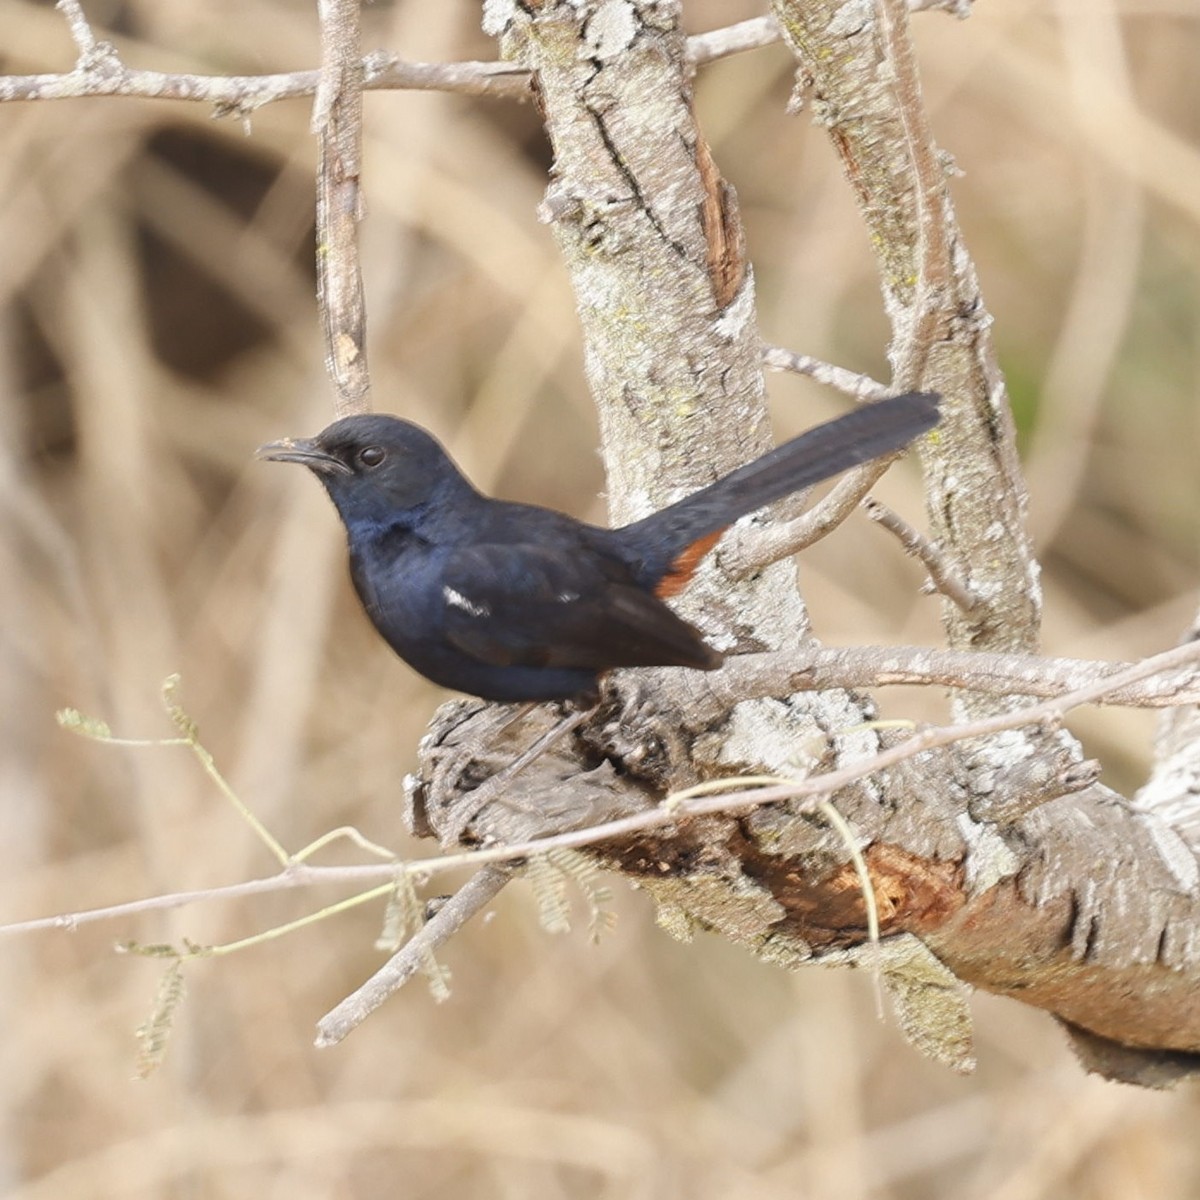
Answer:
[358,446,386,468]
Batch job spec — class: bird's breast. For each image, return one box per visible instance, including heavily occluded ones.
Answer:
[348,531,446,644]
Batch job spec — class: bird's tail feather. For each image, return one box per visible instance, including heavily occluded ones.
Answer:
[619,391,940,587]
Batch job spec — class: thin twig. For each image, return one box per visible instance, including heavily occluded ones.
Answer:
[3,7,950,109]
[60,680,294,867]
[688,16,781,66]
[731,343,918,573]
[315,865,513,1046]
[761,344,891,402]
[781,643,1200,706]
[0,21,780,109]
[54,0,98,57]
[0,864,383,937]
[863,497,978,611]
[909,0,972,14]
[7,640,1200,944]
[0,58,530,107]
[315,0,370,417]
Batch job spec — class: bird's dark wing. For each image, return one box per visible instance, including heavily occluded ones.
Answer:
[440,543,720,672]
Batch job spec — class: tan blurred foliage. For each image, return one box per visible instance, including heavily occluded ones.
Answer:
[1,0,1199,1196]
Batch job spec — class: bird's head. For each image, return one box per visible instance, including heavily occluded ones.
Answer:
[257,414,470,533]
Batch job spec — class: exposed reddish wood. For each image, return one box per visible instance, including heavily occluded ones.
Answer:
[695,133,744,309]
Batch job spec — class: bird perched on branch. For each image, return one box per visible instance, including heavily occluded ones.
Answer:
[258,393,939,706]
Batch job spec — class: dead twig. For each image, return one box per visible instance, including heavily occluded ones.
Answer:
[864,498,978,612]
[761,344,891,402]
[54,0,98,57]
[314,0,370,417]
[315,865,514,1046]
[0,19,779,108]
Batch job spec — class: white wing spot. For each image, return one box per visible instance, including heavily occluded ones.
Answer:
[443,586,491,618]
[556,591,580,603]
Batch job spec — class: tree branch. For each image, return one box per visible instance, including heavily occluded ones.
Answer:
[761,343,891,401]
[0,54,531,107]
[775,0,1041,671]
[54,0,98,57]
[876,0,953,388]
[315,864,514,1046]
[703,642,1200,716]
[687,16,780,66]
[7,639,1198,950]
[863,497,978,612]
[314,0,370,417]
[721,456,907,577]
[0,20,780,109]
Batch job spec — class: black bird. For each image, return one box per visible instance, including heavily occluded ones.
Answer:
[257,393,939,705]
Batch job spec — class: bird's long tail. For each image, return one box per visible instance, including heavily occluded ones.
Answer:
[618,391,940,594]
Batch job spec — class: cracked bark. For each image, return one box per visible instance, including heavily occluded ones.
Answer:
[404,0,1200,1084]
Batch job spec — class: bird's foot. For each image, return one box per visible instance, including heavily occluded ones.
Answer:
[583,676,691,789]
[439,705,594,845]
[439,705,592,840]
[407,701,600,847]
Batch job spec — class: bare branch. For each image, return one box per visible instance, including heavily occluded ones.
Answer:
[360,54,530,101]
[314,0,370,417]
[55,0,98,57]
[877,0,953,387]
[0,862,394,937]
[736,347,929,579]
[315,865,513,1046]
[7,640,1200,947]
[1,8,953,111]
[909,0,972,14]
[863,498,978,612]
[688,16,781,66]
[748,643,1200,707]
[0,20,782,110]
[0,56,532,107]
[775,0,1040,667]
[761,344,891,402]
[690,642,1200,727]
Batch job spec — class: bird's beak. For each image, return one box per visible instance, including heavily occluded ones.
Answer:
[255,436,352,475]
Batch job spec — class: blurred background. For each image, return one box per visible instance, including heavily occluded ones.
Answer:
[3,0,1199,1196]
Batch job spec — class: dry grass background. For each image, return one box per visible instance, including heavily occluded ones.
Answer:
[2,0,1199,1196]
